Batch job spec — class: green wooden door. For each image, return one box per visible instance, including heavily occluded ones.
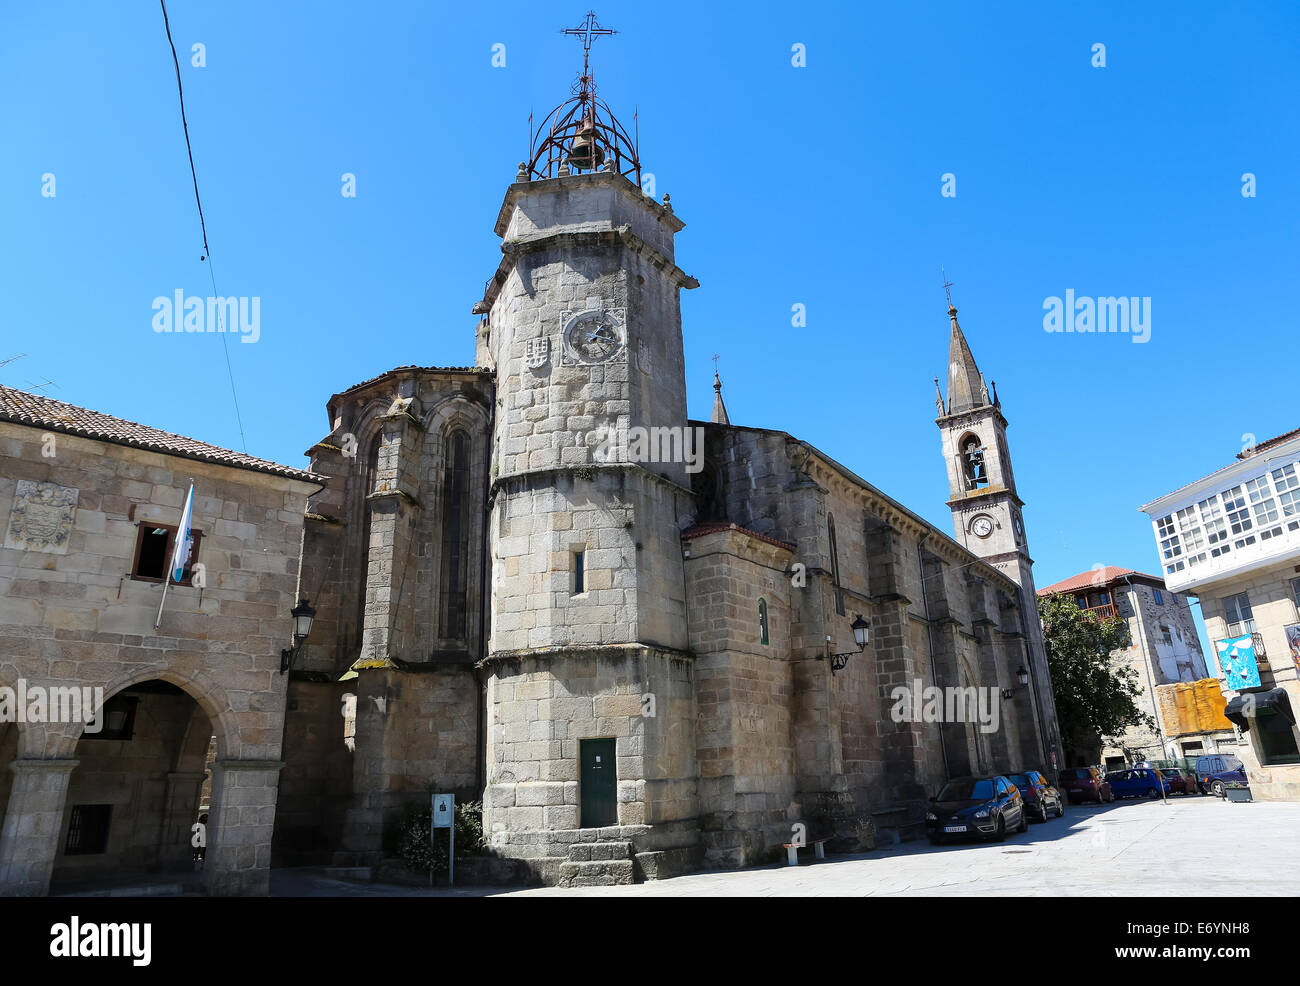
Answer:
[580,738,618,828]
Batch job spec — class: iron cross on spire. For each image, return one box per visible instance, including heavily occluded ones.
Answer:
[942,267,956,311]
[562,11,617,79]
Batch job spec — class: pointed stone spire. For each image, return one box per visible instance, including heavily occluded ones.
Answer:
[933,376,945,417]
[710,363,730,425]
[945,302,990,415]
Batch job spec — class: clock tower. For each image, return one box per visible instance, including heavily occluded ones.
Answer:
[476,14,702,873]
[935,295,1063,769]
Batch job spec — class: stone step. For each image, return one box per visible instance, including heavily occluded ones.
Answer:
[567,840,633,863]
[557,859,635,888]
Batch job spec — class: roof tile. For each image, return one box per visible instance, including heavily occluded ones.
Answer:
[0,386,324,484]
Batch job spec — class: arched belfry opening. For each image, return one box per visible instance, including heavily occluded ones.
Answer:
[960,432,989,489]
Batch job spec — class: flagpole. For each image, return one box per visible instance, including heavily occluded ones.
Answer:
[154,573,171,629]
[155,478,195,630]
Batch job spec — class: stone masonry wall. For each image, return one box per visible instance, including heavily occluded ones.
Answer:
[0,421,317,895]
[683,527,796,867]
[483,648,697,854]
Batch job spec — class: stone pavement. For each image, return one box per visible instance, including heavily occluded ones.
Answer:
[270,795,1300,897]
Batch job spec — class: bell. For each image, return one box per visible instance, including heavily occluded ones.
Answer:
[566,114,604,172]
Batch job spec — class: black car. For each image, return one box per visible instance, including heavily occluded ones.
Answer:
[926,775,1028,845]
[1007,770,1065,822]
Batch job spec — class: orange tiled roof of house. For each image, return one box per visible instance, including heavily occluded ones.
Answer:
[0,386,324,483]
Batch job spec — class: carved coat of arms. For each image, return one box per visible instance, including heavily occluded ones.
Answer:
[523,336,550,371]
[5,480,79,554]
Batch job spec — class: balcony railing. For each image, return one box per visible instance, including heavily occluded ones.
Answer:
[1081,602,1120,621]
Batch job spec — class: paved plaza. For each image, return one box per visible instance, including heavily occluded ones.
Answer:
[268,795,1300,897]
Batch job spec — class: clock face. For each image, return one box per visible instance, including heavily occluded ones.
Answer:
[971,515,994,539]
[1013,514,1024,540]
[562,310,624,365]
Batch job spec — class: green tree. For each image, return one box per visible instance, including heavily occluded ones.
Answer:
[1039,594,1157,765]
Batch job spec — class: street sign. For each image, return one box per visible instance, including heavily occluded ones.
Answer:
[432,793,454,828]
[431,793,455,888]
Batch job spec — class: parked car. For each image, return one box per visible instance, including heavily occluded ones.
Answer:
[926,775,1028,844]
[1007,770,1065,821]
[1194,754,1248,797]
[1160,766,1197,795]
[1057,766,1114,804]
[1105,767,1171,799]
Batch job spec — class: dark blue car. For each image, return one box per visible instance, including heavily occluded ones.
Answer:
[1104,767,1170,799]
[1195,755,1248,796]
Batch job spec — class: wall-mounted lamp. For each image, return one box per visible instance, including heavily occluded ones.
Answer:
[1001,665,1030,699]
[829,614,871,673]
[279,598,317,675]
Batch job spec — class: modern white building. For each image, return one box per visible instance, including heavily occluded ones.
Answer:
[1140,427,1300,800]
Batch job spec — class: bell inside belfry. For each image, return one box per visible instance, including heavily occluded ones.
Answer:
[566,114,604,171]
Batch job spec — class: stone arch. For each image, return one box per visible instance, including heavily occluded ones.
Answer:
[421,395,490,657]
[957,431,988,490]
[691,455,726,524]
[44,666,239,761]
[340,403,389,655]
[42,672,241,894]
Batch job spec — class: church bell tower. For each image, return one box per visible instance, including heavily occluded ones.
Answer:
[935,289,1064,771]
[475,14,701,873]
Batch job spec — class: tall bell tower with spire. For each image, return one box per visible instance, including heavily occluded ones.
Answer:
[935,282,1063,770]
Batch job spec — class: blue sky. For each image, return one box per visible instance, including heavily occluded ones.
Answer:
[2,1,1296,651]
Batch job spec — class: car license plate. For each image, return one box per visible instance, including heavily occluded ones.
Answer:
[944,825,966,833]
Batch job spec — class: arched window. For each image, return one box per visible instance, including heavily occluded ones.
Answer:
[758,599,770,645]
[438,430,472,639]
[692,463,725,523]
[828,514,844,615]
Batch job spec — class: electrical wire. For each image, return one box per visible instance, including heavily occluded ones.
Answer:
[160,0,249,453]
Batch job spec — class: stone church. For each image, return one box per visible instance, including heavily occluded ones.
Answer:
[275,29,1063,885]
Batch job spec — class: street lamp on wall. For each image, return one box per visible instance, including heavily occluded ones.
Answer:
[1002,664,1030,699]
[829,614,871,673]
[279,598,317,675]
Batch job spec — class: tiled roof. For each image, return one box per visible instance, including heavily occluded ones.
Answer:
[680,522,796,552]
[1238,426,1300,460]
[1037,566,1166,596]
[0,386,324,483]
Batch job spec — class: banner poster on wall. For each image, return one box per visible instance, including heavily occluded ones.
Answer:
[1215,633,1262,691]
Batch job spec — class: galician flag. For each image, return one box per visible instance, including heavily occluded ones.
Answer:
[170,483,195,583]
